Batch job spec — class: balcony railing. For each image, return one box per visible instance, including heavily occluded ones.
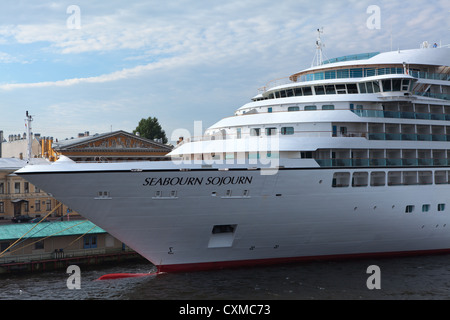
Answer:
[315,158,446,167]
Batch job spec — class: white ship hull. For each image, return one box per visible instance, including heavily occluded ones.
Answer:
[17,161,450,272]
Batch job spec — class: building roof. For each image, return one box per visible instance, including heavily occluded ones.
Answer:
[0,220,105,241]
[53,130,172,152]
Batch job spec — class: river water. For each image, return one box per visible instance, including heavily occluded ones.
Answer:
[2,254,450,301]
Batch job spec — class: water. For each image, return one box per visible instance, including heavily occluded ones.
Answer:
[2,254,450,300]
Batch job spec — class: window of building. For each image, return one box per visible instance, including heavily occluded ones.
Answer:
[35,186,40,193]
[24,182,29,193]
[236,128,242,139]
[34,240,44,250]
[438,203,446,211]
[0,202,4,213]
[265,127,277,136]
[281,127,294,135]
[405,205,415,213]
[250,128,261,136]
[14,182,20,194]
[0,183,3,194]
[35,200,40,212]
[83,235,97,249]
[1,242,10,253]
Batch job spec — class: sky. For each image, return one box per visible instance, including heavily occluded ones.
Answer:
[0,0,448,144]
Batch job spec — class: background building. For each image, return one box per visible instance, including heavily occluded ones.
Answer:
[52,130,172,162]
[0,158,77,221]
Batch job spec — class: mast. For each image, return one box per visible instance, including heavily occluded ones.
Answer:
[311,28,326,67]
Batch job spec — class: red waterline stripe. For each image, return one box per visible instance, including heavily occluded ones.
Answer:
[157,248,450,273]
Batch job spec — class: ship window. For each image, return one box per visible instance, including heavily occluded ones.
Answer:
[266,127,277,136]
[366,82,374,93]
[438,203,446,211]
[372,81,380,92]
[155,191,162,197]
[212,224,237,234]
[337,69,349,78]
[335,84,346,94]
[303,87,313,95]
[370,171,385,186]
[314,72,324,80]
[286,89,294,97]
[392,79,401,91]
[382,79,392,92]
[288,106,299,111]
[332,172,350,187]
[350,68,363,77]
[422,204,430,212]
[401,79,410,91]
[268,107,272,113]
[300,151,313,158]
[359,83,367,94]
[170,191,177,197]
[435,171,448,184]
[281,127,294,135]
[325,85,336,94]
[304,105,317,111]
[280,90,286,98]
[314,86,325,95]
[294,88,303,96]
[243,190,249,197]
[352,172,368,187]
[250,128,260,136]
[322,105,334,110]
[405,205,415,213]
[346,84,358,94]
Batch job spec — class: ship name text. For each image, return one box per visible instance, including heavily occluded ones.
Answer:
[143,176,252,187]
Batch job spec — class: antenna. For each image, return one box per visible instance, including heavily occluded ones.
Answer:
[25,111,33,161]
[311,28,327,67]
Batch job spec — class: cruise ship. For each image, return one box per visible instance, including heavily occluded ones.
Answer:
[16,37,450,272]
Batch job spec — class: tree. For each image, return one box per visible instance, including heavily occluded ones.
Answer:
[133,116,168,144]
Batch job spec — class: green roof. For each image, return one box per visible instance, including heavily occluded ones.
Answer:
[0,220,106,241]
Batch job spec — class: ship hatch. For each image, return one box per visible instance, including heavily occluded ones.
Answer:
[208,224,237,248]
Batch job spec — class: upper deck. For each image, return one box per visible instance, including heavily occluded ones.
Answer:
[256,46,450,97]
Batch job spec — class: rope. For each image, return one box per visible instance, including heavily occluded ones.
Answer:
[6,220,88,255]
[64,224,97,249]
[0,203,62,258]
